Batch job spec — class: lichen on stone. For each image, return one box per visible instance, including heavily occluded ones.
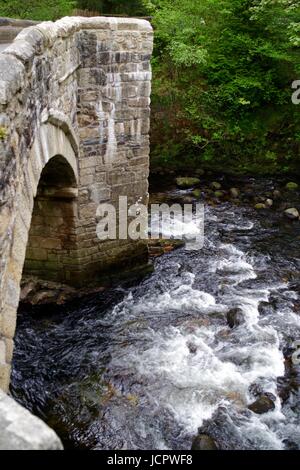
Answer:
[0,126,7,140]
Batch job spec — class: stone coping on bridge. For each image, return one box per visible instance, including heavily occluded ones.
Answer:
[0,390,63,449]
[0,17,39,44]
[0,16,152,105]
[0,17,39,27]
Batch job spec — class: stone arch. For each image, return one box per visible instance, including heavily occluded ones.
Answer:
[0,123,79,391]
[23,153,79,284]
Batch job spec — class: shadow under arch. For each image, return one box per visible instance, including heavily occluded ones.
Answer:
[23,153,80,285]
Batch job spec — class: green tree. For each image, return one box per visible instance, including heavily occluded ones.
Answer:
[150,0,300,174]
[0,0,75,20]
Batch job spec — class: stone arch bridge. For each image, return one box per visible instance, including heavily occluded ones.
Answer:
[0,16,153,392]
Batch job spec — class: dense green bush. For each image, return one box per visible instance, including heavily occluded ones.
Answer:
[0,0,75,20]
[149,0,300,175]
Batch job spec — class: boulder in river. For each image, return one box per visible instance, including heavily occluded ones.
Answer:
[248,395,276,414]
[210,181,221,190]
[175,177,200,189]
[285,182,298,191]
[265,198,273,207]
[192,189,201,198]
[227,308,244,328]
[254,203,266,210]
[284,208,299,220]
[214,190,225,199]
[20,280,38,301]
[198,406,252,450]
[187,341,198,354]
[273,190,281,200]
[230,188,239,198]
[182,196,194,204]
[191,434,218,450]
[31,290,59,305]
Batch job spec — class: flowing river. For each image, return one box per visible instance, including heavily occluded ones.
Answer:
[10,178,300,450]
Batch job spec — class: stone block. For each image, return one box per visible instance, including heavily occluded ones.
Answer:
[1,305,17,339]
[79,156,96,169]
[0,341,6,365]
[25,247,47,260]
[79,203,97,220]
[0,390,63,449]
[29,237,62,250]
[4,275,20,310]
[0,366,10,393]
[80,174,95,186]
[0,55,25,105]
[5,339,14,363]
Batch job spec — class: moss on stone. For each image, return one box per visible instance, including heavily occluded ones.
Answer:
[285,182,299,191]
[0,127,7,140]
[175,177,200,189]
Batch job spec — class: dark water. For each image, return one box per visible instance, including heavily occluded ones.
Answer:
[11,179,300,450]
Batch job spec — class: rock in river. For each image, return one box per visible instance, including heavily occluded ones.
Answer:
[248,395,276,414]
[284,208,299,220]
[175,177,200,189]
[265,198,273,208]
[214,190,225,199]
[230,188,239,198]
[210,181,222,190]
[227,308,244,328]
[273,189,281,200]
[192,189,201,198]
[191,434,218,450]
[285,182,298,191]
[254,203,266,210]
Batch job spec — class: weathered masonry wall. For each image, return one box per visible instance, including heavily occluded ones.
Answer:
[0,17,153,392]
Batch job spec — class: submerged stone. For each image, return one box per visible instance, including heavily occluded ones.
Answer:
[285,182,298,191]
[175,177,200,189]
[254,203,266,210]
[214,190,225,199]
[248,395,275,414]
[191,434,218,450]
[227,308,244,328]
[273,190,281,200]
[210,181,221,190]
[230,188,239,198]
[192,189,201,198]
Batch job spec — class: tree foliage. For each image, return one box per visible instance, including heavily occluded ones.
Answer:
[149,0,300,174]
[0,0,75,20]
